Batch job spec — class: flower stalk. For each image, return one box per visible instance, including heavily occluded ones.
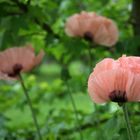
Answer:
[18,74,42,140]
[122,103,134,140]
[88,44,93,72]
[66,81,83,140]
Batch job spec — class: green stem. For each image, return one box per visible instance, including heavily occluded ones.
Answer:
[87,44,98,112]
[122,104,134,140]
[88,44,93,72]
[18,74,42,140]
[66,81,83,140]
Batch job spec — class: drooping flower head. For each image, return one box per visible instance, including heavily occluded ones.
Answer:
[0,45,44,80]
[65,11,118,46]
[88,55,140,104]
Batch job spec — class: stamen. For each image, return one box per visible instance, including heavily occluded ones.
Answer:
[13,64,23,74]
[109,90,127,103]
[8,64,23,77]
[84,32,93,42]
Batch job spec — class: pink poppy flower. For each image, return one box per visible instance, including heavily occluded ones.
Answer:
[88,57,140,103]
[65,11,118,46]
[0,45,44,80]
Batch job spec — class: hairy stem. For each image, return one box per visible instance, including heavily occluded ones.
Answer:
[18,74,42,140]
[122,104,134,140]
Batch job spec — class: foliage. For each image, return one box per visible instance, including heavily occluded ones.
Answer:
[0,0,140,140]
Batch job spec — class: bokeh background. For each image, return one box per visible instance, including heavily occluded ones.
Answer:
[0,0,140,140]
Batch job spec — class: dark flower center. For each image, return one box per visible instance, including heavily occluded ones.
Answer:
[8,64,23,77]
[109,90,127,103]
[84,32,93,42]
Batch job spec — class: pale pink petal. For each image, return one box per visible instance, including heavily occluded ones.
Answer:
[78,12,95,35]
[126,74,140,101]
[0,45,44,80]
[112,69,130,91]
[17,47,35,72]
[92,58,119,76]
[88,72,111,103]
[65,14,81,36]
[94,24,110,46]
[88,68,130,103]
[88,56,140,103]
[88,69,116,103]
[65,11,118,46]
[78,18,92,35]
[93,18,118,46]
[105,20,119,46]
[34,50,45,66]
[0,48,17,73]
[89,19,101,37]
[118,55,140,74]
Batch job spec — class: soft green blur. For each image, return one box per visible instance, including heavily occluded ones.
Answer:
[0,0,140,140]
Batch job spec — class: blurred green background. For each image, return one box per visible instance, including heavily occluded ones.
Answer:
[0,0,140,140]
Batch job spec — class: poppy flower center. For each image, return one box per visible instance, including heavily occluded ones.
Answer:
[84,31,93,42]
[109,90,127,103]
[8,64,23,77]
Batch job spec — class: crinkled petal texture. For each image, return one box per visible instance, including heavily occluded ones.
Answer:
[65,14,81,37]
[0,45,44,80]
[92,58,119,76]
[126,74,140,101]
[88,57,140,103]
[94,19,118,46]
[118,55,140,74]
[65,11,118,46]
[88,68,130,103]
